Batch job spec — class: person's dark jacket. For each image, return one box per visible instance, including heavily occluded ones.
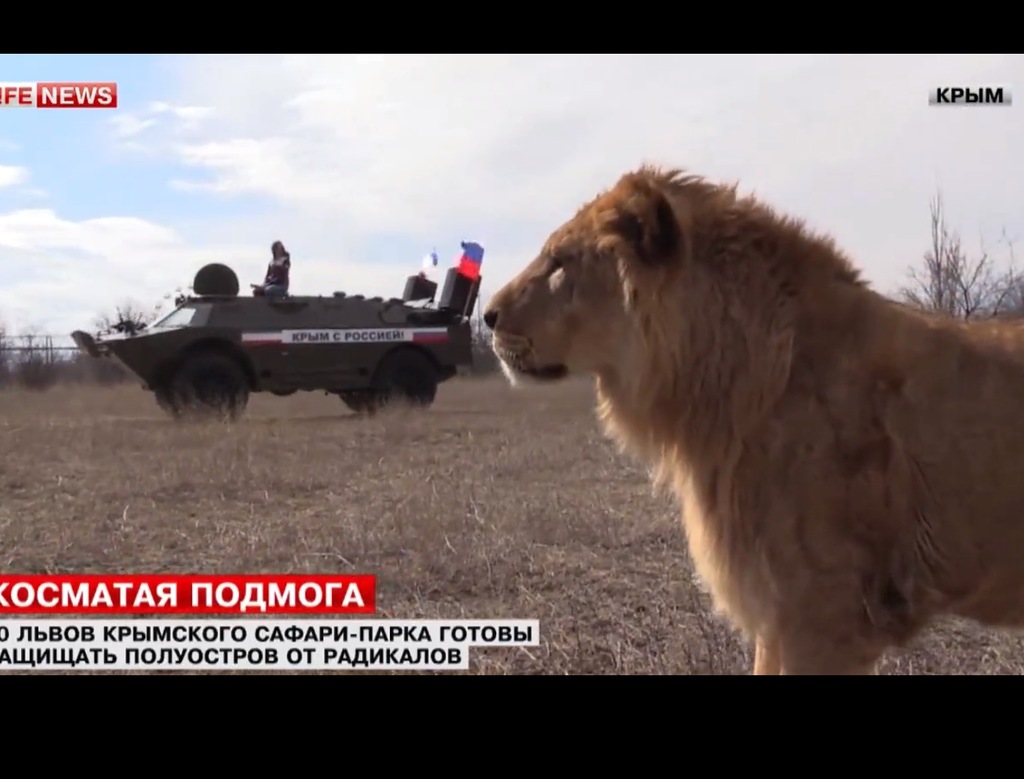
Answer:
[264,256,290,289]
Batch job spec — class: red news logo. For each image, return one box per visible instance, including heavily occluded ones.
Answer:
[0,82,33,107]
[0,81,118,109]
[38,82,117,109]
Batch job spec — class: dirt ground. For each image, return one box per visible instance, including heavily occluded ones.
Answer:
[1,375,1022,674]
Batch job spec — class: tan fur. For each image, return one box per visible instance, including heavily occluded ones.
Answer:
[483,164,1024,675]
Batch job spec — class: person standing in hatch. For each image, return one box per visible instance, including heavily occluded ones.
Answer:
[253,240,291,298]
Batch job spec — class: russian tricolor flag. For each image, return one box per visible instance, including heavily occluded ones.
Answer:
[456,241,484,281]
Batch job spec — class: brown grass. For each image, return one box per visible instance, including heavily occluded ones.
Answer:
[1,376,1022,674]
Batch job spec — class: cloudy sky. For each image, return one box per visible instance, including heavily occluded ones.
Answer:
[0,53,1020,344]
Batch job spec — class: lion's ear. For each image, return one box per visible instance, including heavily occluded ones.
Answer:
[605,185,680,264]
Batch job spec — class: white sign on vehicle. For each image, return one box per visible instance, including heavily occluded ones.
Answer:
[241,328,449,346]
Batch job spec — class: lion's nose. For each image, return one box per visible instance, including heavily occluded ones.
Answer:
[483,308,499,330]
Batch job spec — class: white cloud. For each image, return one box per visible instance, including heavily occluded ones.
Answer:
[0,208,241,336]
[8,54,1024,341]
[0,206,457,339]
[148,101,214,128]
[108,100,215,151]
[109,113,158,140]
[147,53,1024,300]
[0,165,29,189]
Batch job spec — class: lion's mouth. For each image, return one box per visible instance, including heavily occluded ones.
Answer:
[493,343,569,383]
[519,364,568,381]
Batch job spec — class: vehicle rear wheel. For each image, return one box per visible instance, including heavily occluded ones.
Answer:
[167,352,250,421]
[339,390,386,415]
[374,349,438,410]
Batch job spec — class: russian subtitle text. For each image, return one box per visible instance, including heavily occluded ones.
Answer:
[0,618,540,671]
[0,574,376,615]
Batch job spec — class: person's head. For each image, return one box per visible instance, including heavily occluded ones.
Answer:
[271,240,289,261]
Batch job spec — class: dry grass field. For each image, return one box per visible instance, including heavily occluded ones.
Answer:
[2,375,1023,674]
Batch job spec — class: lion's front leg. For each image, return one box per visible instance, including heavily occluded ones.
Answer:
[774,626,883,675]
[753,634,781,675]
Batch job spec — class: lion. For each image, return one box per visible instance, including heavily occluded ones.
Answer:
[482,163,1024,675]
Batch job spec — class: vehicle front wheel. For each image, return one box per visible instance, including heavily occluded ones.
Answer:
[166,352,250,421]
[374,349,438,410]
[154,384,180,417]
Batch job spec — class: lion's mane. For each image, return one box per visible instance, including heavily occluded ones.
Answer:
[489,165,1024,674]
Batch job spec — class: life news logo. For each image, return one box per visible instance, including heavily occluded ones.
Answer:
[0,81,118,109]
[929,86,1012,106]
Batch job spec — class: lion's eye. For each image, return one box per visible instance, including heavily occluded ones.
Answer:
[548,257,564,273]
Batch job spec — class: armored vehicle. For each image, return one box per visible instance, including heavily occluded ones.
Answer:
[70,262,479,420]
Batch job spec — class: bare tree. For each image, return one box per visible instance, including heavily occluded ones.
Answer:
[93,299,159,335]
[0,317,9,385]
[994,229,1024,317]
[12,326,61,390]
[469,283,499,375]
[900,189,1019,319]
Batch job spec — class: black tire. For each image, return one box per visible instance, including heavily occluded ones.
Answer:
[339,390,387,415]
[373,349,438,410]
[166,352,250,421]
[154,385,179,417]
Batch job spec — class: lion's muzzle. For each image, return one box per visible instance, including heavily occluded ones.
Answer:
[491,332,531,371]
[491,333,568,383]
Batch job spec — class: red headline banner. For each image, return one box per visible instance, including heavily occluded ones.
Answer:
[0,574,376,615]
